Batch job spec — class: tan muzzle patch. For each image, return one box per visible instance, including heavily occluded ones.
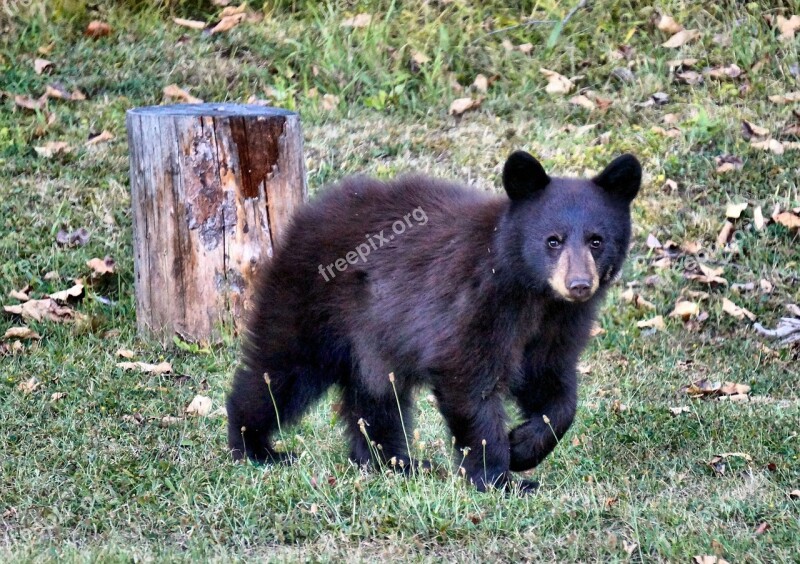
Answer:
[548,247,600,302]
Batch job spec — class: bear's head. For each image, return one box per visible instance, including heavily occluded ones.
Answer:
[501,150,641,303]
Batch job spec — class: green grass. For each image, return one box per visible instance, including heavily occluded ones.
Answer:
[1,0,799,561]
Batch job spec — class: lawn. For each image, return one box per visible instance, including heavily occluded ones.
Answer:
[1,0,799,561]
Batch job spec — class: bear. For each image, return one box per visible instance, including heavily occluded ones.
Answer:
[227,150,641,492]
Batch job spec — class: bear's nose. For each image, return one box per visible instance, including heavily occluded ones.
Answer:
[567,279,592,301]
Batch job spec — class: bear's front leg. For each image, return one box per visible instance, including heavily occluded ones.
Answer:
[509,368,577,472]
[436,389,512,491]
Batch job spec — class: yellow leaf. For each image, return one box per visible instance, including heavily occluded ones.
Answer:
[210,13,245,34]
[163,84,203,104]
[669,300,699,320]
[722,297,756,321]
[85,130,115,146]
[2,327,41,340]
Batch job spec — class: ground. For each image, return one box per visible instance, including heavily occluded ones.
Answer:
[1,1,799,561]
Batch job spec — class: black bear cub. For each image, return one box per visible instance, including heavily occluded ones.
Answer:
[227,151,641,492]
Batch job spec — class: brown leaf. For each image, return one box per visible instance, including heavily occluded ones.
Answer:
[472,74,489,93]
[754,522,770,535]
[705,64,742,80]
[693,556,730,564]
[116,348,135,359]
[49,282,84,303]
[670,300,700,320]
[685,263,727,286]
[163,84,203,104]
[569,94,595,110]
[676,70,703,85]
[186,394,213,417]
[50,392,66,402]
[768,91,800,104]
[56,227,89,247]
[448,97,480,116]
[789,489,800,499]
[9,287,30,302]
[540,68,574,95]
[321,94,339,111]
[662,29,700,48]
[774,15,800,41]
[719,381,752,395]
[15,94,48,111]
[44,83,86,101]
[667,58,698,70]
[85,20,112,39]
[210,13,246,34]
[722,297,756,321]
[116,361,173,374]
[742,120,769,139]
[518,43,533,55]
[669,406,690,416]
[173,17,206,30]
[715,155,743,174]
[34,58,53,75]
[160,415,182,427]
[85,130,114,146]
[725,202,748,219]
[4,298,85,323]
[750,138,785,154]
[2,326,41,340]
[18,376,41,394]
[86,256,116,278]
[34,141,71,158]
[341,13,372,28]
[657,14,684,34]
[650,126,681,138]
[774,211,800,230]
[717,220,735,246]
[637,315,665,331]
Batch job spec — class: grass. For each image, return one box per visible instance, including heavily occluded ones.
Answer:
[1,0,799,561]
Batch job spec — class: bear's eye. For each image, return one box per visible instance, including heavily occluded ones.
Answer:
[547,237,561,249]
[589,237,603,249]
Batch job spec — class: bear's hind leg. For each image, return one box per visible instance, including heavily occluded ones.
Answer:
[341,379,425,474]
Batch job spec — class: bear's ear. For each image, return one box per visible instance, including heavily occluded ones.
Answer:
[592,154,641,203]
[502,151,551,201]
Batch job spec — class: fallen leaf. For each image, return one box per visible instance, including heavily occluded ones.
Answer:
[448,97,480,116]
[774,211,800,230]
[667,58,698,70]
[85,130,114,146]
[9,288,29,302]
[116,361,173,374]
[85,20,111,38]
[163,84,203,104]
[790,489,800,499]
[742,120,769,139]
[56,227,89,247]
[569,94,595,110]
[210,13,246,34]
[646,233,662,249]
[160,415,182,427]
[670,300,700,320]
[321,94,339,111]
[186,394,213,417]
[768,91,800,104]
[472,74,488,93]
[540,68,574,95]
[662,29,700,48]
[50,392,66,402]
[44,83,86,102]
[774,15,800,41]
[18,376,40,394]
[650,126,681,138]
[86,256,116,278]
[722,297,756,321]
[14,94,48,111]
[759,279,773,293]
[341,13,372,28]
[717,220,735,246]
[518,43,533,55]
[685,263,727,286]
[173,17,206,30]
[637,315,665,330]
[693,555,730,564]
[715,154,743,174]
[669,406,690,416]
[657,14,684,34]
[754,522,770,535]
[411,51,430,66]
[726,202,748,219]
[116,348,135,359]
[34,141,71,158]
[676,70,703,85]
[622,288,656,310]
[705,64,742,80]
[719,382,752,395]
[49,282,84,303]
[750,138,785,154]
[4,298,84,323]
[34,58,52,74]
[2,327,41,340]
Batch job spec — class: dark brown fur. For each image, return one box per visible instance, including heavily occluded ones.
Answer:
[227,152,641,492]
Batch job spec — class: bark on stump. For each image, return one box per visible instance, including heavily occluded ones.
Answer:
[126,103,306,343]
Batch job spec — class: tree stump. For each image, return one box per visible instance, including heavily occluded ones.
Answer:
[126,103,307,343]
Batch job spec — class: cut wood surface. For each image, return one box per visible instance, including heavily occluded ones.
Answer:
[126,103,307,343]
